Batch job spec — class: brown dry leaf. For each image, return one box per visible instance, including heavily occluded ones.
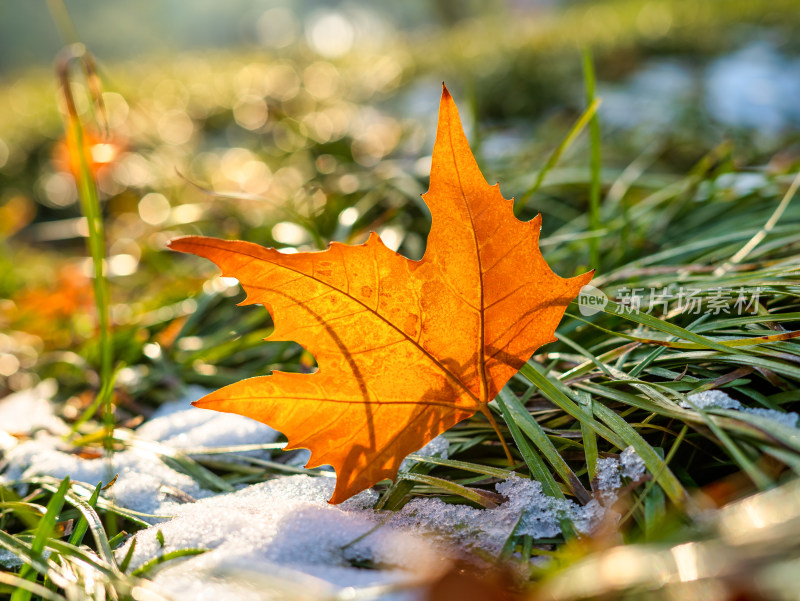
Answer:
[169,85,592,503]
[423,560,526,601]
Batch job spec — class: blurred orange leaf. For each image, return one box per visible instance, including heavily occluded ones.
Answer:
[169,86,592,503]
[10,264,95,344]
[53,130,122,178]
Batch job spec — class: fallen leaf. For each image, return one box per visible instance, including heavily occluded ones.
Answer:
[169,85,592,503]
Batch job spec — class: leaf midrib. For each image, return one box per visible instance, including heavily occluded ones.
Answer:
[446,107,489,407]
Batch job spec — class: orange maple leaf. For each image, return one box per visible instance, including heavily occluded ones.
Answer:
[169,86,593,503]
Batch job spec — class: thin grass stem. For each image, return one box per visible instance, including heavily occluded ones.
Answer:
[582,47,602,269]
[516,97,601,213]
[56,46,115,452]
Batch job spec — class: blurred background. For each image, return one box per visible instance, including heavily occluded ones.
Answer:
[1,0,800,404]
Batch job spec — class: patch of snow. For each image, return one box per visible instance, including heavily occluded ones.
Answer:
[0,386,287,517]
[385,463,643,556]
[0,380,67,436]
[497,477,568,540]
[2,437,211,517]
[117,476,439,599]
[569,499,612,535]
[620,447,647,480]
[595,457,622,493]
[388,494,516,554]
[135,386,280,460]
[594,446,647,505]
[682,390,799,429]
[682,390,743,410]
[415,435,449,460]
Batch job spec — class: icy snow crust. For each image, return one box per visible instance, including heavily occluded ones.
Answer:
[1,384,652,598]
[683,390,799,428]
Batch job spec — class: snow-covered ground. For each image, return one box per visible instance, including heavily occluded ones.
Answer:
[1,382,750,600]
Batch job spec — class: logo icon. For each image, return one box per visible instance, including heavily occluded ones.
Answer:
[577,285,608,316]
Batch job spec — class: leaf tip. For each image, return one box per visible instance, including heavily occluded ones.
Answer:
[166,235,196,253]
[571,268,596,289]
[328,482,365,505]
[327,486,347,505]
[191,398,215,410]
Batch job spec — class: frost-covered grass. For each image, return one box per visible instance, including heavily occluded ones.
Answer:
[3,1,800,599]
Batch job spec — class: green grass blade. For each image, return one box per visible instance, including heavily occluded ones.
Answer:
[691,405,772,491]
[0,530,52,579]
[403,454,516,479]
[519,363,688,508]
[659,351,800,383]
[57,47,115,451]
[42,538,118,580]
[398,473,503,508]
[376,461,434,511]
[0,572,66,601]
[496,390,565,499]
[576,392,598,481]
[13,477,71,601]
[69,365,120,435]
[18,476,158,526]
[63,485,119,572]
[596,299,752,354]
[497,388,590,503]
[516,97,601,212]
[518,363,627,449]
[582,46,602,269]
[590,402,688,508]
[643,456,667,541]
[715,409,800,455]
[67,482,101,548]
[0,502,46,519]
[714,170,800,276]
[119,538,137,573]
[128,548,208,577]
